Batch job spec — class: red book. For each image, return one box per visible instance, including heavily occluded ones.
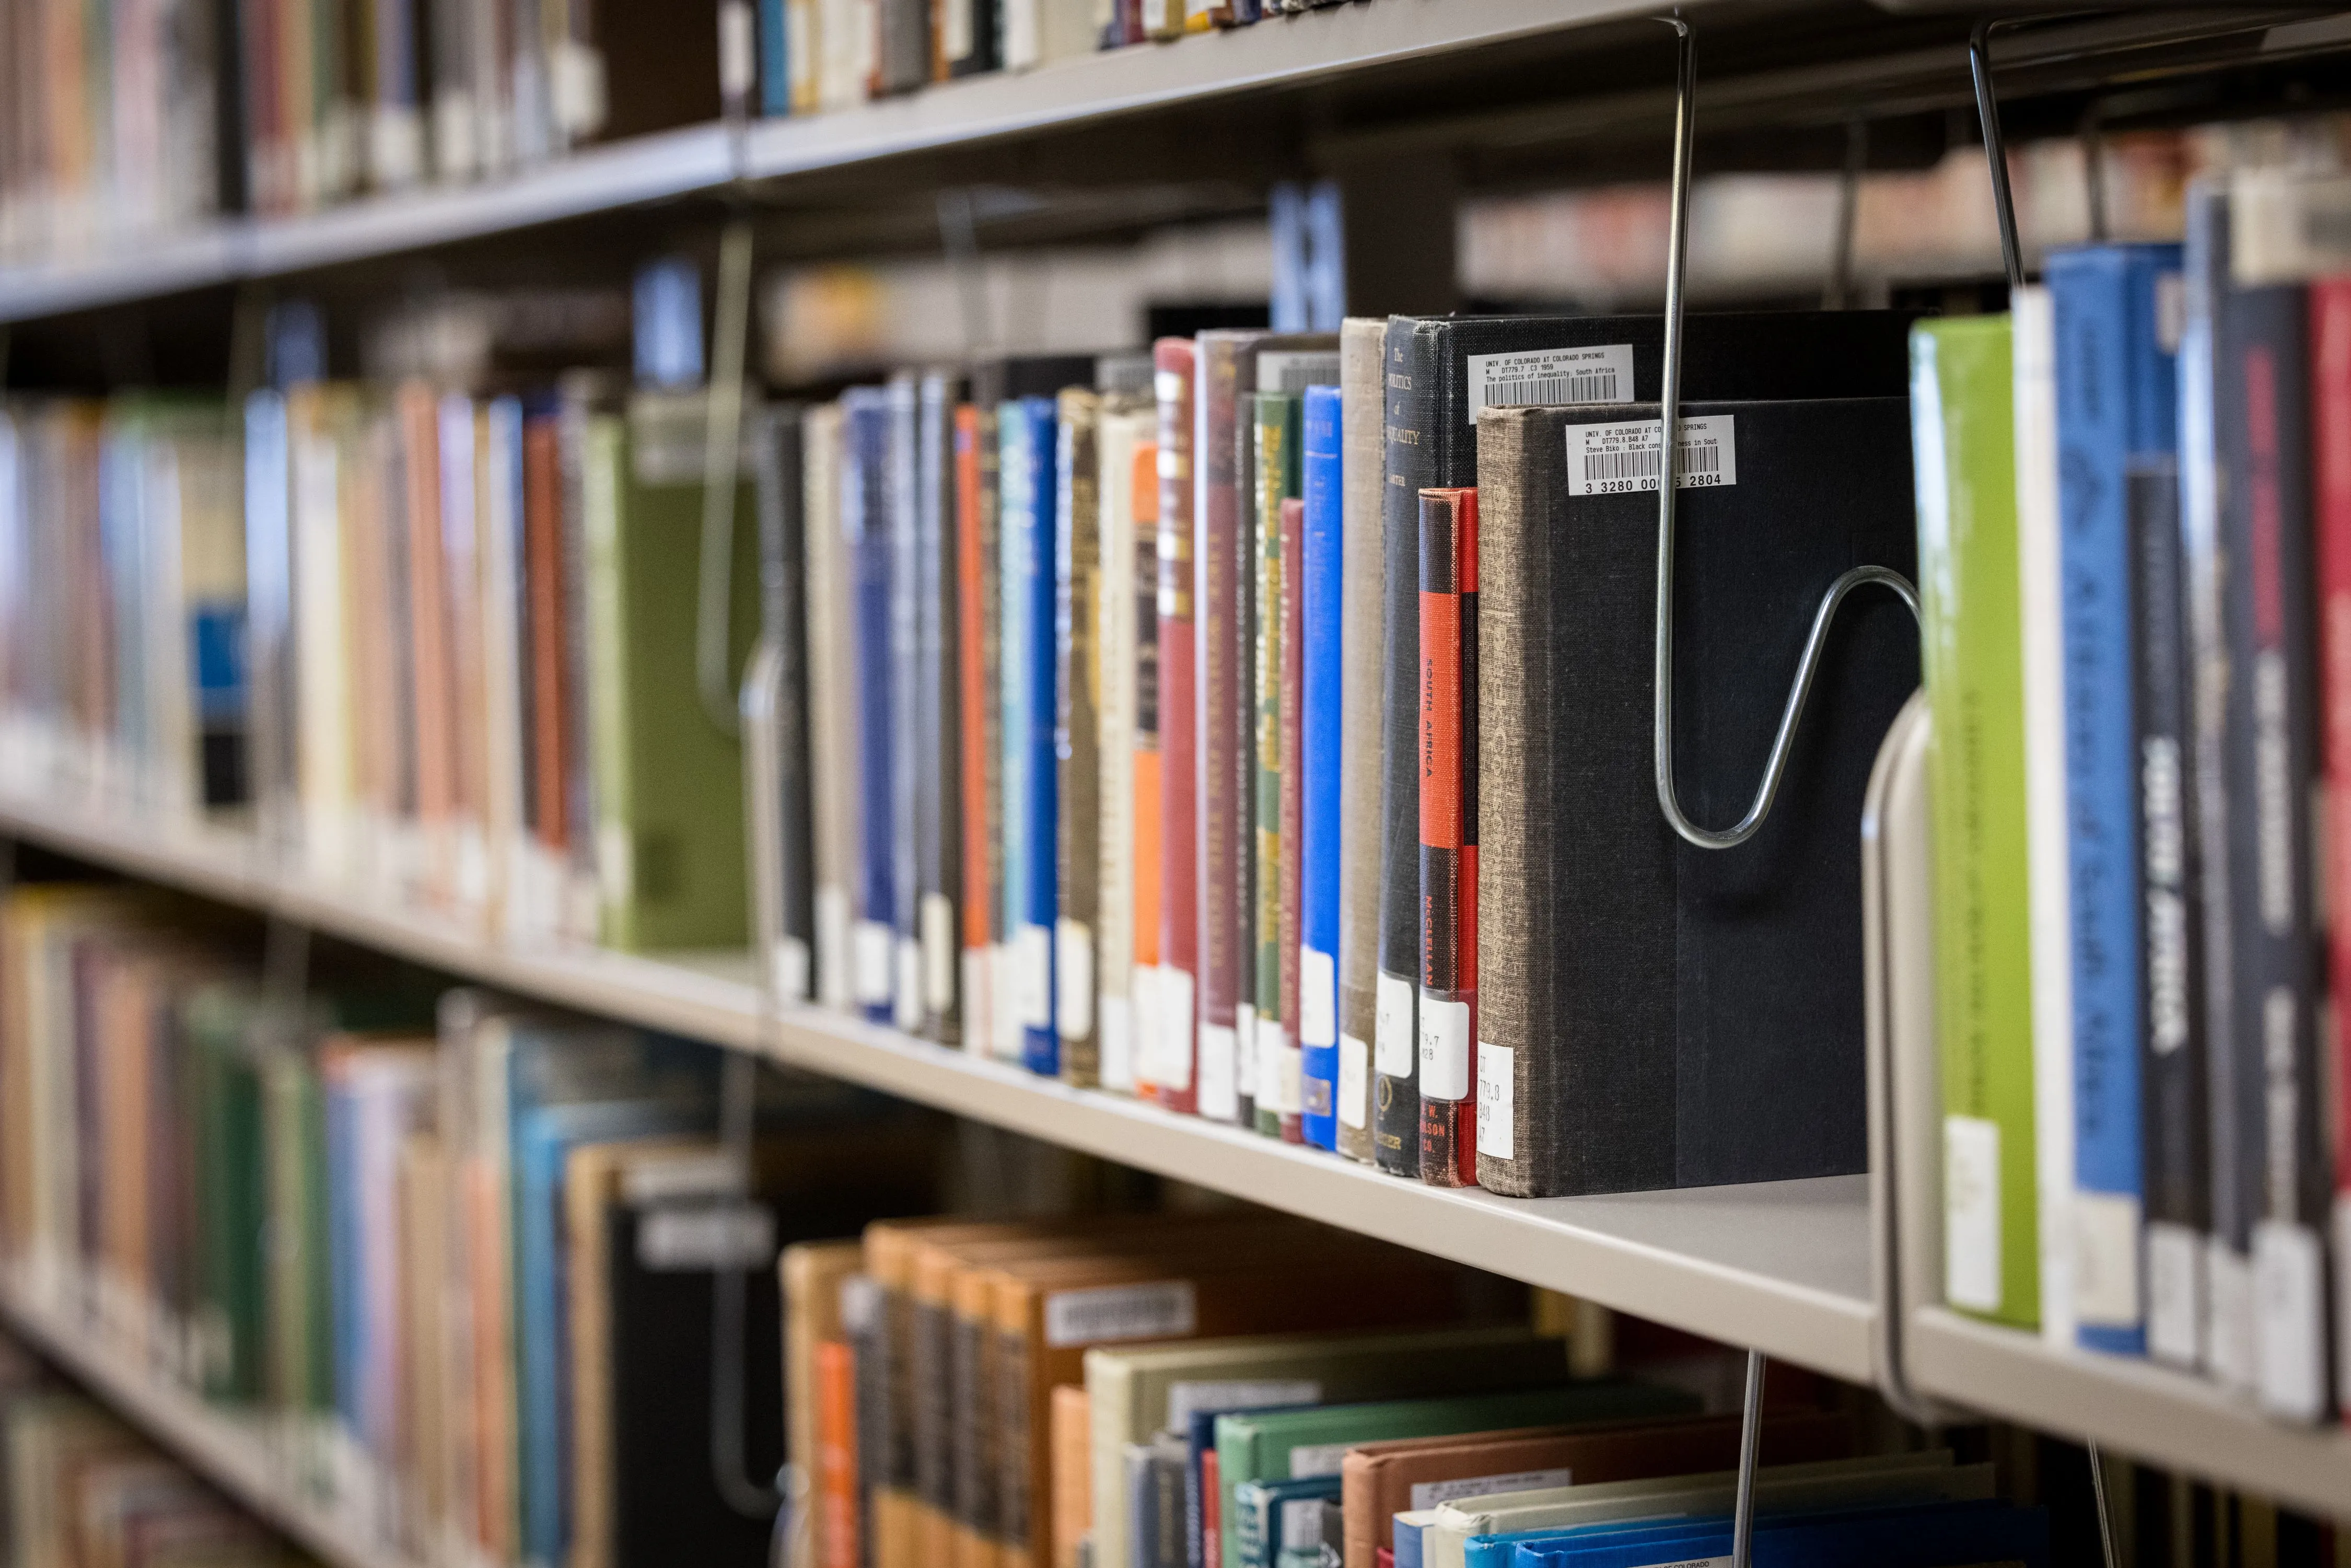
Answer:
[1278,494,1307,1144]
[1417,486,1478,1188]
[2313,279,2351,1416]
[955,404,995,1055]
[1154,338,1202,1113]
[814,1339,860,1568]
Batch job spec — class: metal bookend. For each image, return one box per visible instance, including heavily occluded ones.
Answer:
[1730,1348,1765,1568]
[1649,15,1919,853]
[1968,19,2028,289]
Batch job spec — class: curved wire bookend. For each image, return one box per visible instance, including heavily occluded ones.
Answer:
[1649,15,1921,853]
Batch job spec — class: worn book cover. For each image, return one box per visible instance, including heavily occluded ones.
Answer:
[1153,339,1201,1112]
[1056,388,1104,1087]
[1416,486,1476,1188]
[1252,390,1301,1139]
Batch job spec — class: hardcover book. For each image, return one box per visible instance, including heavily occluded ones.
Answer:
[1057,388,1103,1087]
[1300,385,1344,1152]
[1335,319,1386,1162]
[917,372,964,1045]
[1474,398,1916,1197]
[1252,390,1302,1139]
[1153,339,1201,1113]
[1416,486,1476,1189]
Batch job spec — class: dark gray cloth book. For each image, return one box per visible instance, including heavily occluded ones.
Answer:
[1377,309,1914,1183]
[1474,396,1918,1196]
[918,371,963,1043]
[755,404,816,998]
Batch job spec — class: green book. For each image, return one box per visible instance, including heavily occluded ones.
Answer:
[184,982,267,1406]
[1232,1473,1340,1568]
[1251,389,1301,1135]
[262,1042,334,1483]
[1911,315,2040,1329]
[583,391,763,951]
[1213,1380,1691,1568]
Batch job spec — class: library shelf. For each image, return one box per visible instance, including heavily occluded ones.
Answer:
[1905,1306,2351,1522]
[0,789,1878,1387]
[0,1273,422,1568]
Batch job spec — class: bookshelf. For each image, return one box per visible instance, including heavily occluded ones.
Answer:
[0,792,1875,1385]
[0,1275,423,1568]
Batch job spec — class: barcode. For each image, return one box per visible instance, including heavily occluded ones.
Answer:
[1582,441,1720,484]
[1488,371,1619,407]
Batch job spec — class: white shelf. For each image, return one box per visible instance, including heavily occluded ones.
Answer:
[0,789,1878,1386]
[1907,1307,2351,1523]
[0,1276,421,1568]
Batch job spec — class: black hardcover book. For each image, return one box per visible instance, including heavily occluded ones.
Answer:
[1375,309,1914,1183]
[608,1197,786,1568]
[1475,397,1917,1197]
[946,0,998,76]
[2213,270,2333,1421]
[971,355,1101,410]
[756,404,817,1000]
[918,371,963,1043]
[2128,455,2208,1372]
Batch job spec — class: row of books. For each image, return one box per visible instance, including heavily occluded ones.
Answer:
[1916,168,2351,1431]
[0,1338,311,1568]
[780,1215,2056,1568]
[0,0,716,260]
[0,878,950,1568]
[761,311,1916,1200]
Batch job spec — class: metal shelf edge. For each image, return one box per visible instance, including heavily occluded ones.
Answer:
[0,1279,422,1568]
[1908,1306,2351,1521]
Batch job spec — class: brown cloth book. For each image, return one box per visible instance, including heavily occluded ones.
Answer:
[1338,1408,1855,1568]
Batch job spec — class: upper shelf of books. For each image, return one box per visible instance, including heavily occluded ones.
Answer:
[0,0,2334,325]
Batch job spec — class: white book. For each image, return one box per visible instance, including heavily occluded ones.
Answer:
[2012,284,2075,1350]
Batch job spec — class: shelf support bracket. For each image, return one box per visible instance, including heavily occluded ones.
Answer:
[1730,1348,1764,1567]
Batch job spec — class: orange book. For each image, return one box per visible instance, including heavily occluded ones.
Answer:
[955,405,994,1044]
[1049,1384,1091,1568]
[817,1339,861,1568]
[1131,443,1163,984]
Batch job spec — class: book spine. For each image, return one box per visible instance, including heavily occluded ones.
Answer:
[2131,447,2206,1372]
[1913,316,2041,1330]
[918,375,961,1045]
[1298,382,1342,1152]
[2216,276,2331,1423]
[1002,403,1036,1063]
[1233,381,1259,1133]
[1251,393,1294,1138]
[760,0,793,114]
[1019,396,1061,1075]
[2012,286,2075,1349]
[1335,322,1383,1163]
[1093,402,1143,1096]
[2317,278,2351,1419]
[958,405,996,1057]
[1417,486,1477,1188]
[2050,248,2181,1358]
[1375,319,1427,1177]
[848,392,898,1023]
[1472,409,1535,1197]
[817,1338,861,1568]
[2179,189,2245,1390]
[1131,436,1164,1104]
[1277,493,1306,1146]
[889,376,925,1032]
[1194,338,1245,1123]
[1154,342,1200,1113]
[1055,389,1101,1087]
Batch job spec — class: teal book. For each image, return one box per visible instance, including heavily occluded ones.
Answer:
[1232,1474,1340,1568]
[584,391,762,951]
[1213,1381,1692,1568]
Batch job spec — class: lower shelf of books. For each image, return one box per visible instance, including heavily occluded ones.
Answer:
[0,1267,422,1568]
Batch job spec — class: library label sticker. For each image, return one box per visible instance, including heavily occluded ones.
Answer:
[1943,1113,2002,1313]
[1563,414,1738,496]
[1159,968,1195,1090]
[1477,1042,1515,1160]
[1056,918,1095,1040]
[1199,1021,1237,1119]
[1376,971,1415,1077]
[1337,1035,1370,1129]
[1411,1468,1572,1511]
[1014,922,1053,1029]
[1419,995,1472,1101]
[1298,945,1337,1047]
[1259,351,1343,392]
[1044,1280,1197,1348]
[1467,344,1634,420]
[1288,1442,1355,1479]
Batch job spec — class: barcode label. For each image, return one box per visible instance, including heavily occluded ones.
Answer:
[1258,352,1340,392]
[1043,1280,1197,1347]
[1563,415,1738,497]
[1467,344,1635,422]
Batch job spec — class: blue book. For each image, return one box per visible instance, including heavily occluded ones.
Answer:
[1000,403,1034,1059]
[1298,382,1343,1149]
[758,0,790,115]
[1505,1500,2047,1567]
[887,375,923,1030]
[1011,394,1062,1074]
[846,389,897,1023]
[2048,242,2182,1357]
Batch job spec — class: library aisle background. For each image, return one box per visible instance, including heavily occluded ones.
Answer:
[3,3,2351,1566]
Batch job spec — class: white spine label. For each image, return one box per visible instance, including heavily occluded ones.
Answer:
[1299,946,1336,1047]
[1099,995,1134,1091]
[1163,1379,1320,1429]
[1466,344,1634,421]
[2072,1190,2141,1329]
[1159,969,1195,1090]
[1411,1468,1573,1512]
[1375,972,1414,1077]
[2253,1219,2327,1421]
[1563,415,1737,497]
[772,937,811,1003]
[1236,1004,1259,1098]
[852,920,893,1007]
[1056,919,1095,1040]
[1418,995,1470,1100]
[1256,352,1342,393]
[921,893,956,1012]
[1337,1035,1369,1131]
[1256,1023,1289,1111]
[1287,1442,1353,1480]
[893,937,922,1030]
[1015,923,1053,1030]
[2146,1219,2202,1369]
[1043,1281,1196,1348]
[1476,1042,1514,1160]
[1198,1022,1237,1119]
[960,949,991,1056]
[1943,1114,2001,1313]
